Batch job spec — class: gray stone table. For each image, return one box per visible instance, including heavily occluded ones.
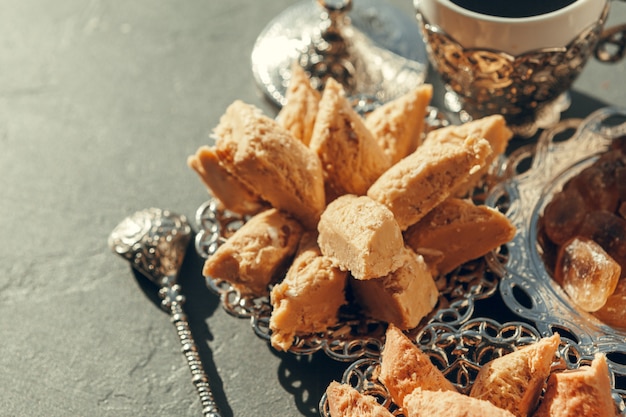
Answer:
[1,1,625,416]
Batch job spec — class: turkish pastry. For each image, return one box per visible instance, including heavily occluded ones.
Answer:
[379,324,456,407]
[269,232,348,351]
[403,388,516,417]
[469,334,561,417]
[187,145,266,215]
[367,133,493,230]
[192,66,522,359]
[317,194,405,280]
[404,198,517,276]
[276,63,321,146]
[309,78,391,202]
[203,208,303,297]
[532,353,616,417]
[326,381,394,417]
[211,100,325,229]
[324,333,618,417]
[349,248,439,330]
[365,84,433,165]
[424,115,513,196]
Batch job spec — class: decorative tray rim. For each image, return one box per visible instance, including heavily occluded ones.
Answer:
[485,106,626,369]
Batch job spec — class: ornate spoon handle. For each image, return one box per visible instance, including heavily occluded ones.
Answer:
[109,208,222,417]
[160,276,221,417]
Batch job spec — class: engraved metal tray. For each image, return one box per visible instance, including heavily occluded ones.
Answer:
[484,107,626,399]
[192,107,480,363]
[192,107,626,415]
[194,195,506,361]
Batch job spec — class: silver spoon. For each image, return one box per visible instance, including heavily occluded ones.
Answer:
[108,208,221,417]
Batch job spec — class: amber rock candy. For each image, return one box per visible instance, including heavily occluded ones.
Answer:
[555,236,621,312]
[577,210,626,271]
[542,187,587,246]
[568,164,619,213]
[594,278,626,329]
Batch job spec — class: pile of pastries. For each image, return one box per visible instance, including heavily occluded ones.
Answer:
[325,325,617,417]
[188,64,515,351]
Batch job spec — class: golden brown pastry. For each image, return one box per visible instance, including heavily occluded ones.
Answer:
[212,100,325,229]
[187,145,267,215]
[532,353,616,417]
[404,198,516,275]
[469,334,561,417]
[309,78,391,202]
[379,324,456,407]
[317,194,405,280]
[365,84,433,164]
[424,115,513,196]
[269,232,348,351]
[404,388,516,417]
[349,247,439,330]
[326,381,394,417]
[203,208,303,297]
[367,133,493,230]
[276,63,321,146]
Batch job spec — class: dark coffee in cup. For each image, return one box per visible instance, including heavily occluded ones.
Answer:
[450,0,578,18]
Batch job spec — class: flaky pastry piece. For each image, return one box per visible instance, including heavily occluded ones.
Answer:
[317,194,405,280]
[276,63,321,146]
[424,115,513,196]
[365,84,433,164]
[212,100,325,229]
[379,324,456,407]
[532,353,616,417]
[367,133,493,230]
[404,388,516,417]
[326,381,394,417]
[470,334,561,417]
[309,78,391,202]
[203,208,303,297]
[404,198,516,276]
[349,248,438,330]
[269,232,348,351]
[187,145,266,215]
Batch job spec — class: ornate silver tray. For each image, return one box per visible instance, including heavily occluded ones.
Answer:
[317,318,626,416]
[192,107,481,363]
[194,196,507,361]
[485,107,626,400]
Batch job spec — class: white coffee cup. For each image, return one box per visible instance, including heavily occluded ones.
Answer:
[417,0,607,56]
[414,0,620,137]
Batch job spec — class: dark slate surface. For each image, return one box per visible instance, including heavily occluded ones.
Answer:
[1,1,625,416]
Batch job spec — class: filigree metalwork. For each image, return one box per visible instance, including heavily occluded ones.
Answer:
[318,318,626,416]
[194,195,504,362]
[109,208,191,282]
[251,0,428,114]
[416,4,609,137]
[485,107,626,407]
